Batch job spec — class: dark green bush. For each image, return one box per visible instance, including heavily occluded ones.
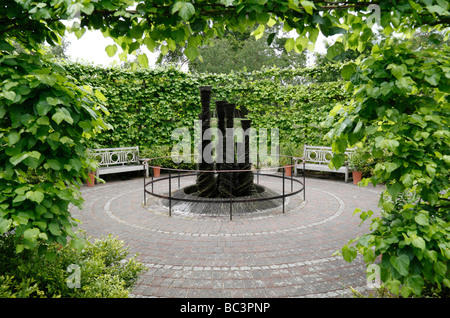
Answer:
[0,232,146,298]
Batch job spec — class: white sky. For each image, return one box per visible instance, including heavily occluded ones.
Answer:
[65,28,332,68]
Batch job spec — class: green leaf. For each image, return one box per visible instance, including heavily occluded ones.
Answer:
[171,28,186,43]
[387,183,403,199]
[23,228,40,240]
[105,44,118,57]
[48,222,61,236]
[434,261,447,277]
[341,63,356,80]
[81,3,94,15]
[143,36,158,52]
[7,132,20,146]
[285,38,295,52]
[330,153,346,170]
[10,153,29,166]
[36,116,50,125]
[46,159,61,170]
[326,42,345,60]
[415,212,429,226]
[94,90,107,102]
[308,27,319,43]
[184,46,199,61]
[0,218,12,234]
[379,139,399,152]
[387,63,408,79]
[407,274,424,296]
[425,250,438,262]
[300,0,315,15]
[342,245,357,263]
[390,254,410,276]
[411,235,426,251]
[267,32,276,46]
[178,2,195,21]
[137,53,149,68]
[27,190,45,204]
[16,244,25,253]
[3,91,16,101]
[52,111,65,124]
[36,100,51,116]
[70,238,85,251]
[386,279,401,296]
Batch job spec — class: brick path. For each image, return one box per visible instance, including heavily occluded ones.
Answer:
[70,174,383,298]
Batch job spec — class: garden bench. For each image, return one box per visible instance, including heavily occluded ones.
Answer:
[293,144,355,182]
[90,146,149,180]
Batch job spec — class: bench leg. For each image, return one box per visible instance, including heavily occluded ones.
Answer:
[345,165,349,183]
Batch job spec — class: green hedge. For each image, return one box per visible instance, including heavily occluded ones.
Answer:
[65,63,350,155]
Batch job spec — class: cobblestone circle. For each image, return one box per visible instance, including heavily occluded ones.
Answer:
[70,174,383,298]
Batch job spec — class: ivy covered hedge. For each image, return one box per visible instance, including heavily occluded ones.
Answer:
[65,63,349,154]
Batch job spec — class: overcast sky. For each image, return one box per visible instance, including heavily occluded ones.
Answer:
[65,28,331,68]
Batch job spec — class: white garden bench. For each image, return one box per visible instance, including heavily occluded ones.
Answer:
[90,146,149,181]
[294,145,355,182]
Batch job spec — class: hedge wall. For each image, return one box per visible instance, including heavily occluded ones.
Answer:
[65,63,350,156]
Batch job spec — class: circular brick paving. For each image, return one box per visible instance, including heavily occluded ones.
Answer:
[70,174,383,298]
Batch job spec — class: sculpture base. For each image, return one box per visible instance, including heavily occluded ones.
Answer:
[161,185,284,215]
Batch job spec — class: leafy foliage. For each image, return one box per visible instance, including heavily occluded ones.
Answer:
[65,63,348,151]
[328,35,449,296]
[2,0,450,299]
[65,0,450,65]
[0,232,146,298]
[1,0,110,253]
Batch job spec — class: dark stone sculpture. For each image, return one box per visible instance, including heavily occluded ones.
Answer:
[236,119,257,196]
[217,102,236,198]
[192,87,256,199]
[195,86,217,198]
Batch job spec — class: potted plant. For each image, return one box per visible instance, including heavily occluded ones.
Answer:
[280,142,301,177]
[140,145,170,178]
[348,147,367,185]
[86,154,98,187]
[86,171,96,186]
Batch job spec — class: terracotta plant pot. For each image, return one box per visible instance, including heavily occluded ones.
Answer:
[87,171,95,187]
[284,165,292,177]
[153,166,161,178]
[352,171,362,184]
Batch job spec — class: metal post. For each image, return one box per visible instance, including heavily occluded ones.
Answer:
[229,172,233,221]
[151,158,154,193]
[290,157,293,192]
[177,163,180,189]
[168,169,172,217]
[143,162,146,207]
[303,161,306,201]
[282,167,285,214]
[256,153,260,184]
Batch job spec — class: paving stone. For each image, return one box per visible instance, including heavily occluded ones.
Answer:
[71,175,383,298]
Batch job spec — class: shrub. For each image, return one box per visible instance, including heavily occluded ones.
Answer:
[340,189,449,298]
[0,232,146,298]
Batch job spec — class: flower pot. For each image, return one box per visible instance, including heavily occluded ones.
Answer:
[352,171,362,185]
[284,165,292,177]
[153,166,161,178]
[87,171,95,187]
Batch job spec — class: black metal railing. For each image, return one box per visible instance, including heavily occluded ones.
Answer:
[142,154,305,220]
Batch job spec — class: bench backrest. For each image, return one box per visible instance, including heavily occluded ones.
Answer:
[90,146,140,167]
[303,145,354,164]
